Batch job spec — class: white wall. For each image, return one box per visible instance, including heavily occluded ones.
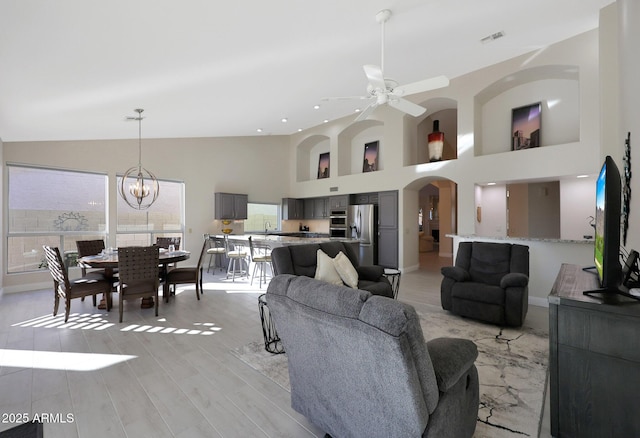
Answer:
[476,185,507,237]
[561,177,597,240]
[618,0,640,252]
[0,137,3,296]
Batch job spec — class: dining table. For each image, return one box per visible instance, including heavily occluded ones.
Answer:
[79,249,191,309]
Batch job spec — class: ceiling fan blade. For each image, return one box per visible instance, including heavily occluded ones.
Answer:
[363,64,386,91]
[321,95,370,101]
[394,75,449,96]
[355,102,378,122]
[388,97,427,117]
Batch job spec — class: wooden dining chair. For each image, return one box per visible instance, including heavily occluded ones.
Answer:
[117,246,160,323]
[163,239,208,302]
[75,239,108,305]
[75,239,107,277]
[43,245,113,322]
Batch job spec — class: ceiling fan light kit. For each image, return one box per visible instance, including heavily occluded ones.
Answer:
[324,9,449,122]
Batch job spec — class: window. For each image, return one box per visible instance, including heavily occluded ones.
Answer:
[7,165,107,273]
[244,203,280,232]
[116,177,184,247]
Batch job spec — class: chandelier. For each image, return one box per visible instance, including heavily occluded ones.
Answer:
[119,108,159,209]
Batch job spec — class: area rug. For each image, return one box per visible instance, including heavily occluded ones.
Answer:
[232,304,548,438]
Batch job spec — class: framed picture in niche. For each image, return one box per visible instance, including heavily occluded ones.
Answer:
[362,141,379,172]
[511,102,541,150]
[317,152,330,179]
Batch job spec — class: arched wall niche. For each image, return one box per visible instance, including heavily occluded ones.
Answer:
[474,64,580,156]
[337,120,383,176]
[295,134,330,182]
[405,97,458,166]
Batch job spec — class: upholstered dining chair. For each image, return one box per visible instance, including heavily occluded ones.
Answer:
[43,245,113,322]
[163,238,208,302]
[117,246,160,323]
[206,235,226,273]
[248,236,273,288]
[224,235,249,282]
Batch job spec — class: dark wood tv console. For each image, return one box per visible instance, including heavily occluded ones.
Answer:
[549,264,640,437]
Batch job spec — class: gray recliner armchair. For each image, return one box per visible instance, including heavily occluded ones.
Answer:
[441,241,529,327]
[266,274,479,438]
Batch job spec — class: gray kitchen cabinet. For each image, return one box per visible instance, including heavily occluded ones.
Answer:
[377,190,398,268]
[214,192,248,219]
[283,197,305,220]
[329,195,349,210]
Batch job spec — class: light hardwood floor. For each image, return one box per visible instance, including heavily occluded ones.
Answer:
[0,250,550,437]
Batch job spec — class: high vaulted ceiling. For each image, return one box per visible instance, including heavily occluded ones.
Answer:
[0,0,614,142]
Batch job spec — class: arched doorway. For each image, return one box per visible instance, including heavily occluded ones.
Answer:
[414,178,457,272]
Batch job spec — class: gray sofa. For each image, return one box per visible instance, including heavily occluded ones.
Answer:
[441,241,529,327]
[266,274,479,438]
[271,240,393,298]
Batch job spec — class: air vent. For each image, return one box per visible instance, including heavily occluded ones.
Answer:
[330,186,339,192]
[480,31,505,44]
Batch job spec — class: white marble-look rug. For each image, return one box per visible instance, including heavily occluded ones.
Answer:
[232,304,548,438]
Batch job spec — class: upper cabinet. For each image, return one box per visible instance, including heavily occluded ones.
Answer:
[214,192,248,220]
[329,195,349,210]
[282,197,305,220]
[304,197,329,219]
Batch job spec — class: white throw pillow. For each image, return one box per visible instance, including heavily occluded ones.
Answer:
[314,249,343,286]
[333,251,359,289]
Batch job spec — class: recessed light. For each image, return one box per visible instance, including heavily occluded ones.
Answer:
[297,128,302,132]
[487,182,496,186]
[313,105,320,110]
[323,119,329,123]
[256,128,263,133]
[577,174,589,178]
[355,108,361,113]
[281,118,288,123]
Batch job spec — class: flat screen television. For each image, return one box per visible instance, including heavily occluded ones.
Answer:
[584,155,639,301]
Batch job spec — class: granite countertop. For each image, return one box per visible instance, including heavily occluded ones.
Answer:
[447,234,594,244]
[210,234,360,246]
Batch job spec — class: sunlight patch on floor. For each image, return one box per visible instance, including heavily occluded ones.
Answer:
[0,348,136,371]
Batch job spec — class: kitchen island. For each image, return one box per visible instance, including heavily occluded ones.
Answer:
[208,233,360,247]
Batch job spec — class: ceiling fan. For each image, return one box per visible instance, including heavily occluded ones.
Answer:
[324,9,449,122]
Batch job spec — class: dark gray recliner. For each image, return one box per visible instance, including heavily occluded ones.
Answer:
[441,241,529,327]
[266,274,479,438]
[271,241,393,298]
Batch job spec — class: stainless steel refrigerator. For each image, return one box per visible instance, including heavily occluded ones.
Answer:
[348,204,378,265]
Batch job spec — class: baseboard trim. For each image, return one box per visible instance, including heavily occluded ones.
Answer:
[529,295,549,308]
[3,281,51,294]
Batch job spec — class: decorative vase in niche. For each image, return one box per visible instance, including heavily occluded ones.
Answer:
[428,120,444,162]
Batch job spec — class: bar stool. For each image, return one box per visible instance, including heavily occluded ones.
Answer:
[206,234,226,273]
[224,235,249,281]
[249,236,273,288]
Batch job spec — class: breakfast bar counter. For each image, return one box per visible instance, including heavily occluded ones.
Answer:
[209,234,361,247]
